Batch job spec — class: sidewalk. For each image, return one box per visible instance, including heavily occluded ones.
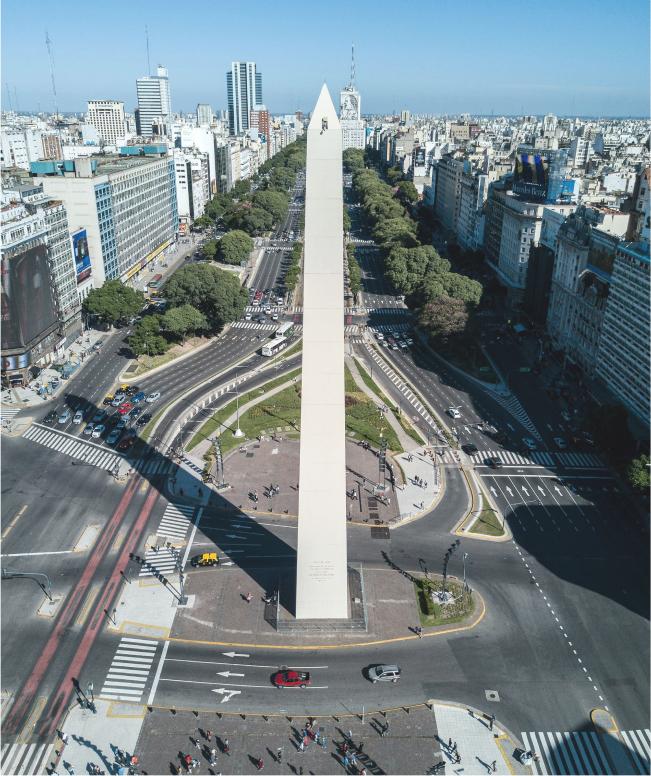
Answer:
[393,446,443,525]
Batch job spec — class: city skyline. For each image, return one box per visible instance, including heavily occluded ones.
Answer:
[2,0,649,117]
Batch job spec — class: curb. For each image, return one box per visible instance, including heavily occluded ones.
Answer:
[453,467,512,542]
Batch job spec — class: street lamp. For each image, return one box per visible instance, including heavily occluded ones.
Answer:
[233,372,244,438]
[462,552,469,592]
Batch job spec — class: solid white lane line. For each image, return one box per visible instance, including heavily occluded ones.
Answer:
[147,640,170,705]
[159,678,329,689]
[165,658,328,669]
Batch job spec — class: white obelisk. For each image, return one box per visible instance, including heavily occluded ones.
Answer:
[295,84,348,619]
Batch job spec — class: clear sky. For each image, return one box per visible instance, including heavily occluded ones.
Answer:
[2,0,649,117]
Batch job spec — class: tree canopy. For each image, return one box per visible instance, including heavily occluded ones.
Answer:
[252,190,289,222]
[218,230,254,265]
[201,240,218,260]
[627,454,650,492]
[160,304,207,343]
[343,148,365,173]
[163,264,247,330]
[128,315,169,356]
[396,180,419,205]
[82,280,143,326]
[418,295,469,342]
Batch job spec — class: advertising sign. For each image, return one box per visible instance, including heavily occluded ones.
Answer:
[1,353,31,370]
[73,229,92,284]
[1,245,59,351]
[513,153,549,200]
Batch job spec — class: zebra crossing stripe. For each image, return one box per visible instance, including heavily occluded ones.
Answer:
[521,731,621,775]
[0,405,22,420]
[0,742,50,775]
[621,729,651,774]
[100,637,158,701]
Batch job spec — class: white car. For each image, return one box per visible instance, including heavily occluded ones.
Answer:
[447,408,462,419]
[244,313,252,321]
[146,392,161,403]
[553,437,568,449]
[272,313,279,321]
[376,333,384,340]
[92,423,106,439]
[73,410,84,424]
[523,437,538,450]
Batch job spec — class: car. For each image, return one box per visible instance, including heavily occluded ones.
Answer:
[376,332,384,340]
[130,406,144,418]
[272,669,311,689]
[391,343,399,350]
[131,391,146,404]
[115,418,127,431]
[381,340,389,348]
[561,409,572,422]
[245,313,252,321]
[117,434,136,451]
[83,422,95,436]
[399,342,408,349]
[136,413,151,427]
[43,409,59,426]
[485,456,503,469]
[111,393,126,407]
[462,443,478,455]
[118,402,133,415]
[146,392,161,403]
[73,410,84,425]
[57,408,71,424]
[125,385,141,397]
[92,423,106,439]
[553,436,568,449]
[92,409,108,424]
[106,428,122,445]
[367,664,401,683]
[272,313,279,321]
[522,437,538,450]
[103,394,115,406]
[406,338,414,345]
[190,552,220,567]
[447,407,462,419]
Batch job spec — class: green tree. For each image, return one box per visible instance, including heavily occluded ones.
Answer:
[346,244,362,298]
[83,280,144,326]
[128,315,170,356]
[252,190,289,222]
[201,240,218,260]
[440,273,483,306]
[343,207,352,233]
[343,148,365,173]
[224,205,274,235]
[396,180,419,205]
[627,455,650,492]
[218,230,254,265]
[386,166,403,185]
[419,295,469,341]
[161,304,207,344]
[163,264,248,330]
[384,245,438,295]
[267,167,295,191]
[373,217,418,248]
[230,179,251,199]
[193,215,213,231]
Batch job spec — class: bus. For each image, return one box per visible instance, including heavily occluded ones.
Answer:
[148,274,163,290]
[261,336,287,357]
[274,322,294,339]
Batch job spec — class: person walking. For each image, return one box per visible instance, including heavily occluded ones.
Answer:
[447,738,453,752]
[205,729,213,742]
[298,740,305,752]
[223,738,230,755]
[491,760,497,773]
[256,757,264,770]
[276,747,283,763]
[452,741,458,753]
[455,751,461,764]
[245,592,253,603]
[210,749,218,767]
[489,713,496,731]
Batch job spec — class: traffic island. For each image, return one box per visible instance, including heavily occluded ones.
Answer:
[414,576,475,629]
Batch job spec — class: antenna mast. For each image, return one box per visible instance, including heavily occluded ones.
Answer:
[45,31,59,119]
[350,43,356,88]
[145,26,151,76]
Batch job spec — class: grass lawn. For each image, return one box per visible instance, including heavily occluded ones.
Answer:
[128,336,212,377]
[438,339,498,383]
[414,577,475,627]
[469,505,505,536]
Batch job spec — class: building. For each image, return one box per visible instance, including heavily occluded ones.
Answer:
[630,166,650,242]
[173,149,210,226]
[196,104,213,127]
[457,168,493,252]
[41,133,63,160]
[226,61,263,136]
[340,86,365,150]
[32,148,177,289]
[433,154,465,234]
[249,107,270,141]
[1,128,43,170]
[86,100,126,146]
[595,241,650,427]
[135,66,172,138]
[1,194,82,385]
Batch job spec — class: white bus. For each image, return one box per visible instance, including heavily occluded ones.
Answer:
[261,336,287,357]
[274,322,294,339]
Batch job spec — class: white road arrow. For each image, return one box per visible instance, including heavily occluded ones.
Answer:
[489,486,498,497]
[211,688,241,703]
[226,534,247,539]
[537,486,546,495]
[507,423,515,431]
[221,561,235,566]
[554,486,562,495]
[222,651,250,658]
[506,487,514,497]
[216,671,245,678]
[521,486,530,496]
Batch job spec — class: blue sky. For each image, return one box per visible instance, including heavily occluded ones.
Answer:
[2,0,649,116]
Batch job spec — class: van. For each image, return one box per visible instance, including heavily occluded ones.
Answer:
[367,664,401,683]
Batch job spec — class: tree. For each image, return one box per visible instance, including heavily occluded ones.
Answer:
[343,207,351,233]
[218,230,254,265]
[224,205,273,235]
[347,244,362,298]
[386,166,403,185]
[193,215,213,231]
[161,304,207,344]
[83,280,144,326]
[385,245,440,295]
[163,264,248,330]
[230,179,251,199]
[343,148,365,173]
[252,190,289,223]
[201,240,218,260]
[627,455,650,492]
[440,273,483,307]
[396,180,419,205]
[373,217,418,248]
[128,315,170,357]
[419,295,469,341]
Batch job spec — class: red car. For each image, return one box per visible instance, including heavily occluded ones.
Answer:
[118,401,133,415]
[117,435,136,451]
[272,670,311,689]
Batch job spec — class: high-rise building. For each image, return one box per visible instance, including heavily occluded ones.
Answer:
[339,47,365,150]
[226,62,263,136]
[33,149,177,287]
[249,107,270,140]
[135,66,172,137]
[87,100,126,146]
[196,104,213,127]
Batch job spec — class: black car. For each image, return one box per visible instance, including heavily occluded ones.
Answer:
[136,413,151,427]
[43,409,59,425]
[125,385,140,397]
[485,456,503,469]
[462,443,478,455]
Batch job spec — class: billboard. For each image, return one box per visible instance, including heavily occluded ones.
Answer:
[1,244,59,352]
[73,229,92,284]
[513,153,549,200]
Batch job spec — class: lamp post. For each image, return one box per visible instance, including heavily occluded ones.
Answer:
[462,552,469,592]
[233,372,244,438]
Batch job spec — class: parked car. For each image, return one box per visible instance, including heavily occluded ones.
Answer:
[367,664,401,683]
[125,385,140,397]
[57,408,72,424]
[92,423,106,439]
[103,394,115,406]
[130,406,144,418]
[111,393,126,407]
[118,402,133,416]
[43,410,59,426]
[73,410,84,425]
[272,670,311,689]
[92,410,107,424]
[131,391,146,404]
[117,434,136,452]
[107,428,122,446]
[145,392,161,403]
[83,422,95,437]
[136,413,151,427]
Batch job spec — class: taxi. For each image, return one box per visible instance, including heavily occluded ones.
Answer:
[190,552,220,567]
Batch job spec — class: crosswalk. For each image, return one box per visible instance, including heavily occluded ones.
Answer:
[490,392,543,442]
[0,742,51,775]
[132,453,174,475]
[359,306,411,315]
[469,449,606,468]
[99,636,159,701]
[232,321,278,331]
[371,322,411,333]
[521,729,650,775]
[1,404,22,422]
[244,305,285,313]
[153,502,195,544]
[139,546,181,578]
[23,423,122,470]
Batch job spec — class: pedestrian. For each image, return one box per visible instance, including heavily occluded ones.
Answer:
[452,741,458,753]
[276,747,283,763]
[205,729,213,742]
[256,757,264,770]
[223,738,230,755]
[245,592,253,602]
[193,737,201,749]
[59,732,69,745]
[191,758,199,770]
[455,751,461,764]
[447,738,453,751]
[184,753,193,771]
[299,768,304,776]
[491,760,497,772]
[489,713,495,731]
[298,740,305,752]
[342,755,350,768]
[417,625,423,638]
[424,480,428,488]
[347,730,353,742]
[342,742,349,754]
[210,749,218,767]
[349,751,357,766]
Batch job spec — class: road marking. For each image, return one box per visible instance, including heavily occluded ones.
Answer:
[160,678,329,689]
[167,659,328,669]
[1,550,76,557]
[147,640,169,705]
[2,505,27,539]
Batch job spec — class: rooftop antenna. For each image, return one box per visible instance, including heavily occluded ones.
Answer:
[350,43,356,89]
[4,82,13,112]
[13,86,19,114]
[145,25,151,76]
[45,30,59,119]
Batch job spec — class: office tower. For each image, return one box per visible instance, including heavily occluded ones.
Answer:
[196,104,213,127]
[249,107,270,140]
[86,100,126,146]
[135,65,172,137]
[226,61,263,136]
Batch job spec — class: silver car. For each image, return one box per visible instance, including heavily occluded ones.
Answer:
[367,664,401,683]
